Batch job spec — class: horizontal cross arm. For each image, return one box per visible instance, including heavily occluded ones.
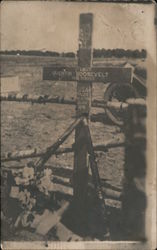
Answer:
[43,66,132,83]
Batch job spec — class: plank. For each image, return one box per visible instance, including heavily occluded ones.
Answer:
[56,222,82,241]
[35,202,70,235]
[43,67,132,84]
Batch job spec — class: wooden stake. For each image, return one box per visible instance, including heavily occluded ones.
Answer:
[83,119,110,238]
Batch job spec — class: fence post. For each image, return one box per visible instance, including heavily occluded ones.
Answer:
[122,103,146,240]
[73,13,93,211]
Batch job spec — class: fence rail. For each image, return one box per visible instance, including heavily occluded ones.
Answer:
[1,139,124,163]
[0,93,76,105]
[0,93,146,109]
[2,164,122,209]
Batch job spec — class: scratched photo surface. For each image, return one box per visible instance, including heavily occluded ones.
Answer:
[1,0,156,247]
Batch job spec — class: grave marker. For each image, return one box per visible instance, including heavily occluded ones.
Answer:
[42,13,133,203]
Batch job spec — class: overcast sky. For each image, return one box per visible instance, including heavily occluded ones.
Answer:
[1,1,153,52]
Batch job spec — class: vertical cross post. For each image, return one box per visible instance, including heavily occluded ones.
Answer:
[73,13,93,206]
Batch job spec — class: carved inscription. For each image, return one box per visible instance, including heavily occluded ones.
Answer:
[43,67,76,81]
[77,83,91,114]
[43,67,131,83]
[79,24,92,49]
[77,68,108,81]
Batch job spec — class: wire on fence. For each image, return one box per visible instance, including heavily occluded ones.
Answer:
[0,93,76,105]
[0,93,146,109]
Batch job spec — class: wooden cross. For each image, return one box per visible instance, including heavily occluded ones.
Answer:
[43,13,132,115]
[43,13,132,202]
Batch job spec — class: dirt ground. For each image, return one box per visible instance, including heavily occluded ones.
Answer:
[1,80,125,186]
[1,79,125,240]
[1,56,132,241]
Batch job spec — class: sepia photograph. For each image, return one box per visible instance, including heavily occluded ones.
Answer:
[1,0,156,249]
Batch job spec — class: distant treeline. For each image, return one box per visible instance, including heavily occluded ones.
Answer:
[0,49,147,58]
[93,49,146,58]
